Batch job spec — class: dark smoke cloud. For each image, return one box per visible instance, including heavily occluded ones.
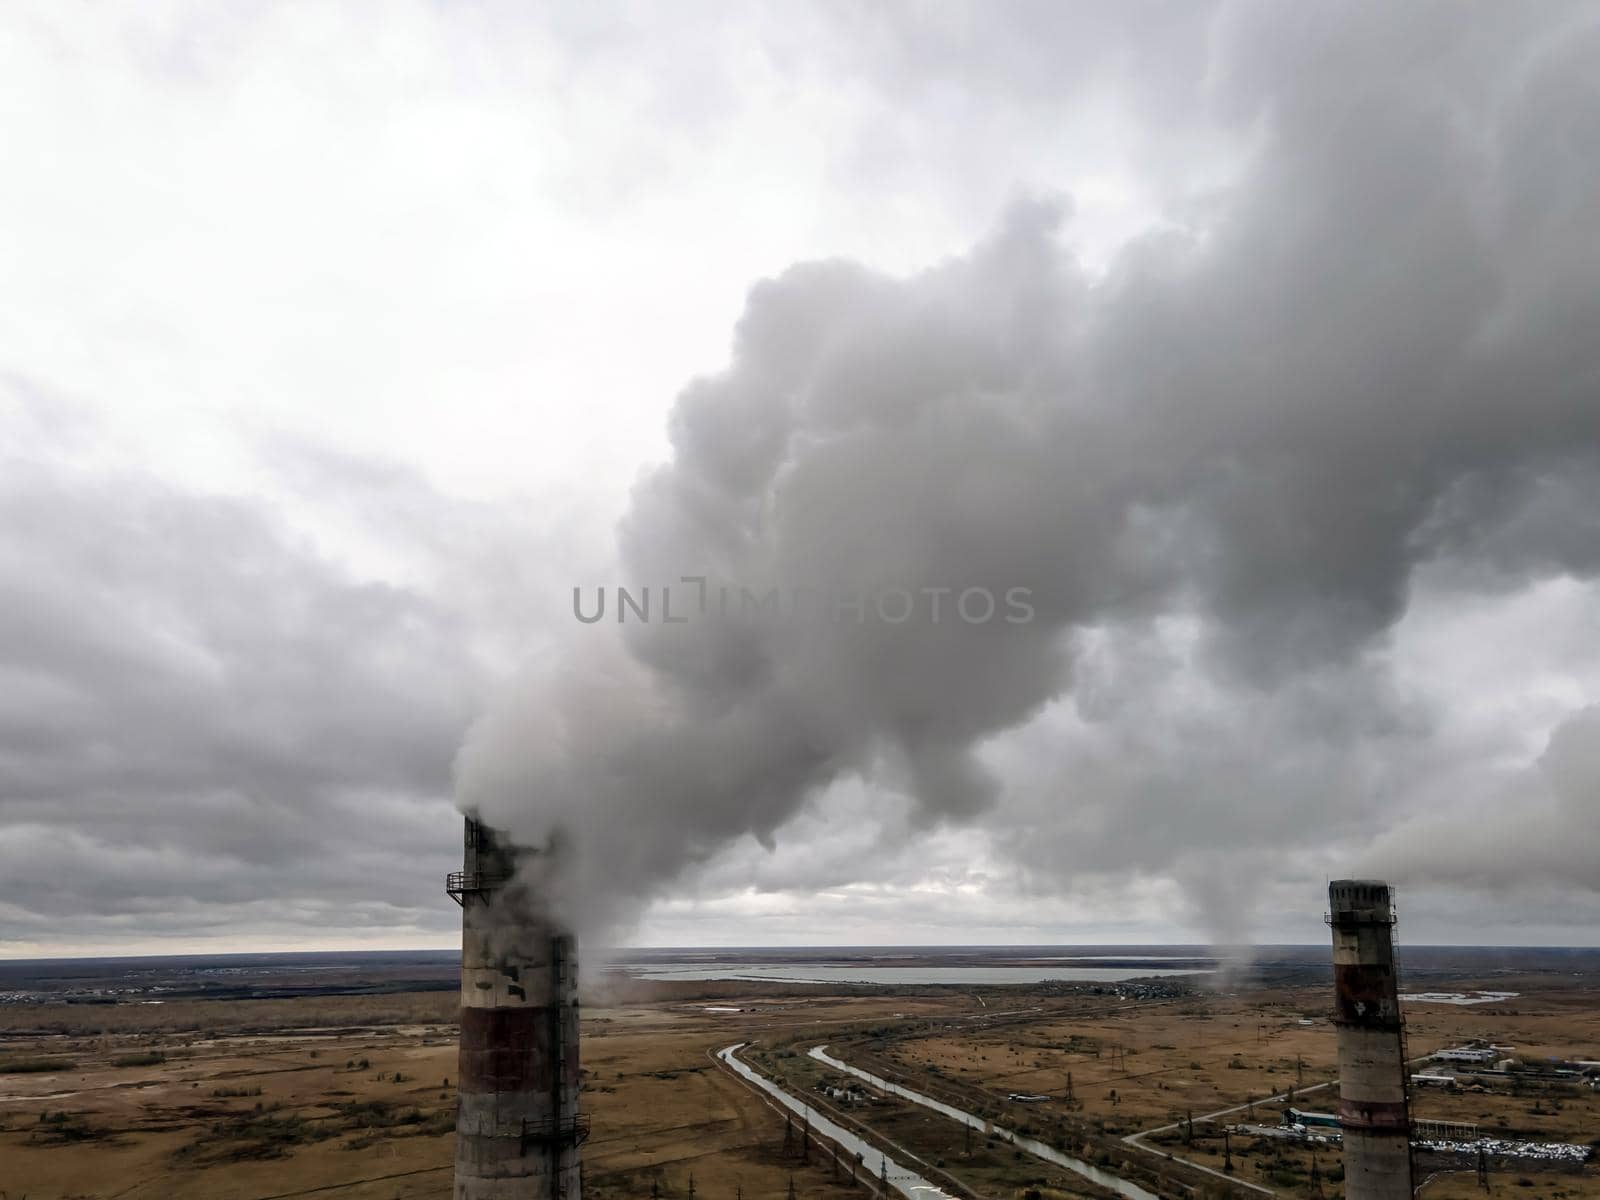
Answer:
[457,2,1600,944]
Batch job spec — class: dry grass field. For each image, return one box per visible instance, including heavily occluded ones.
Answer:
[0,985,962,1200]
[853,978,1600,1200]
[2,964,1597,1200]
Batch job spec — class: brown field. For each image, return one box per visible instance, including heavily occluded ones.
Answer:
[849,978,1600,1200]
[2,968,1597,1200]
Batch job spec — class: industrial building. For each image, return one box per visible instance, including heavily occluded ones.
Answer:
[1410,1073,1459,1089]
[1284,1107,1343,1131]
[1433,1047,1497,1065]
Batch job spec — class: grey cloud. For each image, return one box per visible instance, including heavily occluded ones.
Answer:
[1361,706,1600,893]
[461,2,1600,945]
[0,387,530,948]
[9,2,1600,951]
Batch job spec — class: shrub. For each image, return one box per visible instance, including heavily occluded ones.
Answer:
[112,1051,167,1068]
[0,1057,77,1074]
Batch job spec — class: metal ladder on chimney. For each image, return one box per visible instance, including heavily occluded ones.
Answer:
[552,935,573,1200]
[1392,898,1419,1195]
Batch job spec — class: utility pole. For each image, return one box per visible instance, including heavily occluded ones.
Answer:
[1223,1127,1234,1175]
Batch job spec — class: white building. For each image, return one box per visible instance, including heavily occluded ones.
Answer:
[1433,1048,1497,1065]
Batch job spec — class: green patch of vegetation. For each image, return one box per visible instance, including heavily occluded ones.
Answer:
[335,1099,452,1147]
[176,1093,456,1166]
[177,1109,333,1164]
[0,1056,77,1074]
[112,1050,168,1068]
[645,1066,707,1080]
[29,1109,119,1145]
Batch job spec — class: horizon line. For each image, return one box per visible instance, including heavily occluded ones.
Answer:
[7,940,1600,964]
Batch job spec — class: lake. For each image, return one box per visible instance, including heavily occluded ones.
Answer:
[624,962,1210,984]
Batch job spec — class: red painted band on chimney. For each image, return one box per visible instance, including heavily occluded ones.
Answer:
[458,1006,558,1092]
[1338,1098,1411,1131]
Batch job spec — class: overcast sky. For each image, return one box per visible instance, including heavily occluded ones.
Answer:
[4,2,1600,959]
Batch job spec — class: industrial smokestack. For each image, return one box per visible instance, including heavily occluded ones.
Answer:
[1327,879,1413,1200]
[449,817,585,1200]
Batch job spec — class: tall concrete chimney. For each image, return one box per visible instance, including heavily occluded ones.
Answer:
[1327,879,1412,1200]
[448,816,585,1200]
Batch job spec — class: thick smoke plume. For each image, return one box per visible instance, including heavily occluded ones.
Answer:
[456,5,1600,943]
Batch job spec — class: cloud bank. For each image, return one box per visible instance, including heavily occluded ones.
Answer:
[5,2,1600,953]
[458,1,1600,945]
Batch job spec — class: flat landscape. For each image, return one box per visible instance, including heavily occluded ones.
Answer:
[2,948,1597,1200]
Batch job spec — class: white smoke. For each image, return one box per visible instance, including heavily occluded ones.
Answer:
[455,5,1600,946]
